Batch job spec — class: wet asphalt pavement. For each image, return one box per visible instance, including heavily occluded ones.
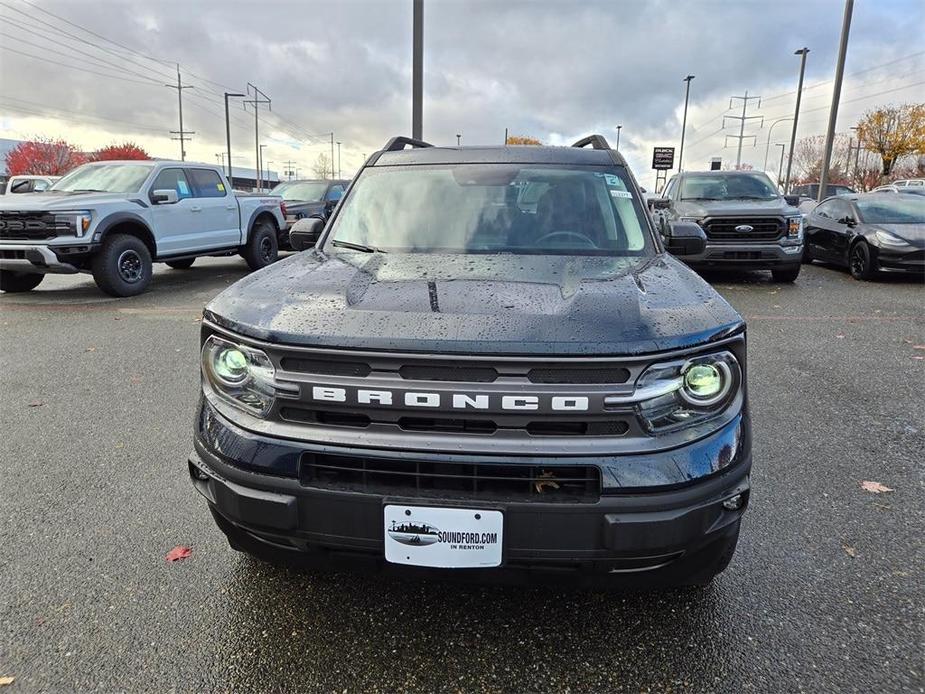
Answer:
[1,258,923,693]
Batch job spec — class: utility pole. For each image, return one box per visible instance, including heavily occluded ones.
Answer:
[412,0,423,140]
[724,91,763,168]
[819,0,853,202]
[165,64,194,160]
[784,48,810,193]
[283,159,297,181]
[504,127,508,145]
[678,75,694,171]
[215,153,225,168]
[615,124,622,151]
[259,144,268,192]
[330,133,335,179]
[336,141,342,178]
[224,91,245,185]
[243,83,271,193]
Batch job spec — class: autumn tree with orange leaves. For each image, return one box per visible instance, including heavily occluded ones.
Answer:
[93,142,150,161]
[855,103,925,176]
[4,138,87,176]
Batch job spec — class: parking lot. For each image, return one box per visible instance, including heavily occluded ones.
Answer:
[1,259,922,692]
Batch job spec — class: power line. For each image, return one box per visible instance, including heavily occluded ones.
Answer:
[0,45,163,86]
[0,96,165,132]
[165,65,194,160]
[724,91,763,167]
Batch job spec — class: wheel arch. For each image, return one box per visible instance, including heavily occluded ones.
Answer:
[95,213,157,257]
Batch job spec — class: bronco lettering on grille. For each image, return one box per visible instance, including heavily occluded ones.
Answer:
[310,386,590,412]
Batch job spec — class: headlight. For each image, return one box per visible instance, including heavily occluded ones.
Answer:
[787,215,803,239]
[874,230,910,248]
[53,210,92,235]
[635,351,740,434]
[201,335,277,416]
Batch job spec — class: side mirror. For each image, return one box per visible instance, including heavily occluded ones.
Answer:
[152,189,178,204]
[639,187,647,194]
[837,216,857,227]
[665,221,707,256]
[289,217,324,251]
[783,195,800,207]
[649,198,671,210]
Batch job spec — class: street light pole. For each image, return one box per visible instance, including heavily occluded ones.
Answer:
[784,48,809,193]
[818,0,853,202]
[259,144,267,192]
[678,75,694,171]
[776,144,787,187]
[456,133,461,146]
[336,141,341,178]
[224,92,245,185]
[615,124,622,151]
[764,117,794,171]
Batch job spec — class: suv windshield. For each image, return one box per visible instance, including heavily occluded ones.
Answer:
[857,196,925,224]
[680,173,779,201]
[326,164,652,256]
[52,163,153,194]
[271,181,328,202]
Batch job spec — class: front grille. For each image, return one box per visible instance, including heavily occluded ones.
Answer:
[703,217,783,242]
[0,213,69,240]
[301,452,601,503]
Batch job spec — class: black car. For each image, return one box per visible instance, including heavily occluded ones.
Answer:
[803,193,925,279]
[189,135,752,587]
[271,179,349,247]
[651,170,804,281]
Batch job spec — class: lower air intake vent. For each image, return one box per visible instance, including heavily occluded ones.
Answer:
[301,453,601,503]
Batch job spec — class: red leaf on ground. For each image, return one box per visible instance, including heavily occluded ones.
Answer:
[860,481,894,494]
[27,400,45,408]
[165,546,192,562]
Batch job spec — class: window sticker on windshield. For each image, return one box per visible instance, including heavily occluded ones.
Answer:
[604,174,621,187]
[217,182,225,192]
[609,190,633,199]
[177,180,190,195]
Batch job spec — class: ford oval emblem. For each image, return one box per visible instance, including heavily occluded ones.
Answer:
[735,224,754,233]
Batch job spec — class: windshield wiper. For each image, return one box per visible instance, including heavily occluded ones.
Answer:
[331,240,386,253]
[733,195,777,200]
[70,188,107,193]
[681,196,723,201]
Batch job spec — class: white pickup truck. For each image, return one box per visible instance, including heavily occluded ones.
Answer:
[0,160,286,296]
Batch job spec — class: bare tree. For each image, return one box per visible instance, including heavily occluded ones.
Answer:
[312,153,332,179]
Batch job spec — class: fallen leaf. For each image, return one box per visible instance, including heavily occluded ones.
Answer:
[842,545,857,558]
[835,334,845,339]
[533,470,561,493]
[130,376,142,384]
[912,345,925,350]
[860,480,894,494]
[165,546,192,562]
[913,356,925,361]
[27,400,45,408]
[0,677,14,687]
[85,346,96,352]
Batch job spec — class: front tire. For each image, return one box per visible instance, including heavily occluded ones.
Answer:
[91,233,152,297]
[0,270,45,292]
[165,258,195,270]
[241,219,279,271]
[772,264,801,283]
[849,241,876,281]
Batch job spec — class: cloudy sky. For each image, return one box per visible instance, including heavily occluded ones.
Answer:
[1,0,922,187]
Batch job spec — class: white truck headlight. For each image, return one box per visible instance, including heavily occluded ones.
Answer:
[53,210,92,235]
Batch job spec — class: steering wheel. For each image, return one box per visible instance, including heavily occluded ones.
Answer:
[534,231,598,249]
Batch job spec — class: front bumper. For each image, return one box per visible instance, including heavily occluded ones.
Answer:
[0,243,82,274]
[685,241,803,269]
[874,247,925,274]
[189,401,751,578]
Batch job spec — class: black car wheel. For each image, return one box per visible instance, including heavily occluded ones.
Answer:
[849,241,876,281]
[0,269,45,293]
[772,264,801,283]
[241,219,279,271]
[91,233,153,297]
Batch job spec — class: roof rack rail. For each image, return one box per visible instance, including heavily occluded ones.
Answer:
[571,135,611,150]
[382,136,434,152]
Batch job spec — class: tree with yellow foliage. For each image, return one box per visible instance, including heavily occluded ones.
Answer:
[505,135,543,145]
[855,103,925,176]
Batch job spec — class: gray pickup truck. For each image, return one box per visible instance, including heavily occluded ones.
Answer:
[651,170,804,282]
[0,160,286,296]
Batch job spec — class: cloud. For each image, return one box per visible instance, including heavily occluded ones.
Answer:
[1,0,922,185]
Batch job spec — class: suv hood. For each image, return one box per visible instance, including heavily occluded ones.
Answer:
[205,252,743,355]
[0,191,132,210]
[676,198,799,218]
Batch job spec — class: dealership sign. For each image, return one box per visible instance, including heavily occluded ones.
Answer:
[652,147,676,170]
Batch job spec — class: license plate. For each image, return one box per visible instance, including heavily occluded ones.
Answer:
[384,505,503,568]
